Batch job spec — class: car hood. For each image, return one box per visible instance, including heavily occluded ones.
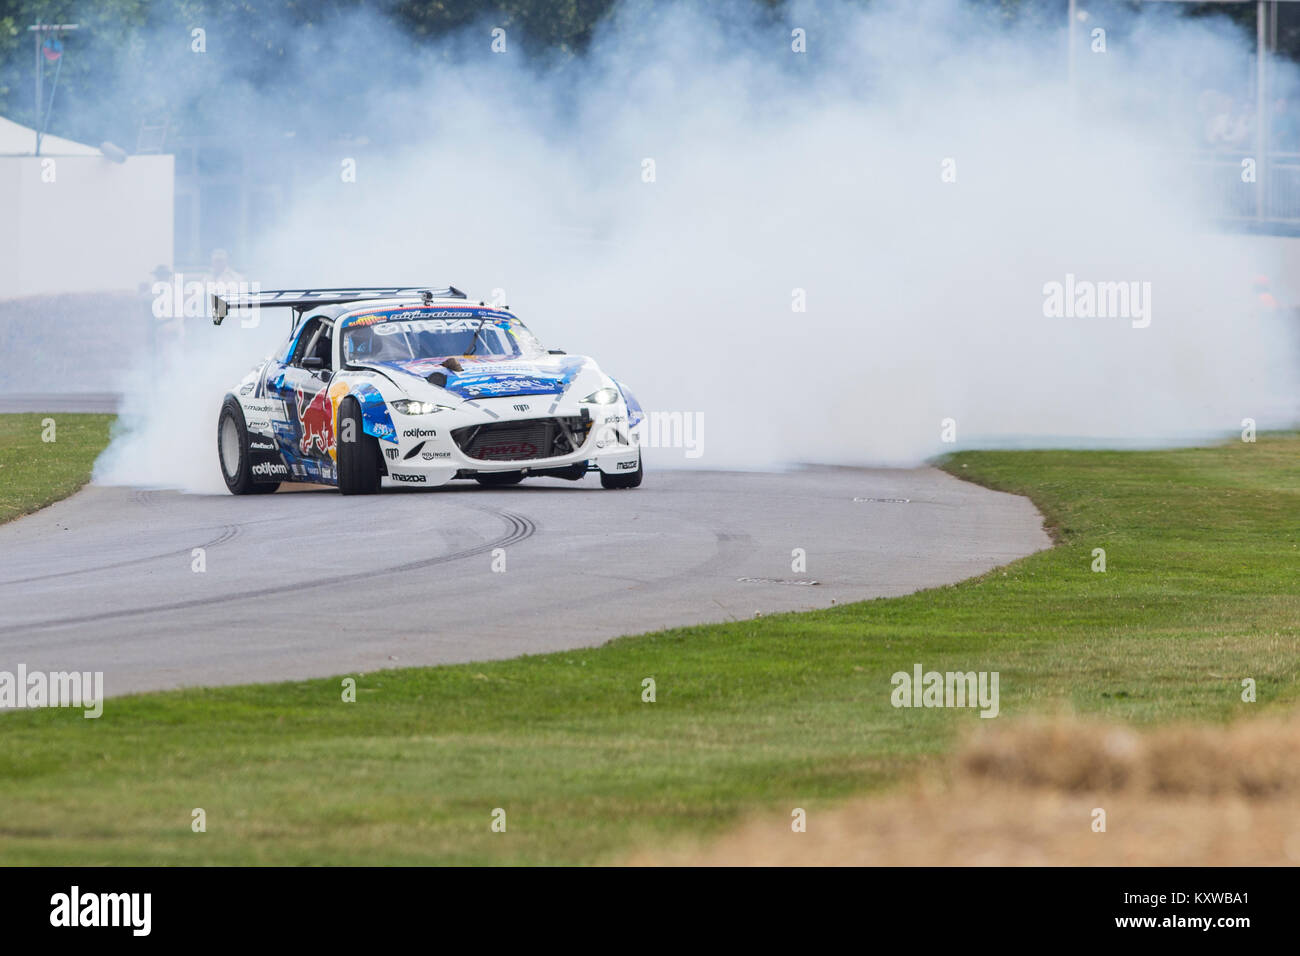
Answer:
[356,354,595,401]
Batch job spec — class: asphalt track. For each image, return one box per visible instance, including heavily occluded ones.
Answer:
[0,469,1050,698]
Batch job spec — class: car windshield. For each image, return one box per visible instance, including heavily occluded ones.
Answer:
[343,313,543,364]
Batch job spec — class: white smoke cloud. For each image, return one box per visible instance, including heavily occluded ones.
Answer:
[94,0,1299,489]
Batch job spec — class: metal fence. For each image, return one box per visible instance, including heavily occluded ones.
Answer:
[1183,150,1300,227]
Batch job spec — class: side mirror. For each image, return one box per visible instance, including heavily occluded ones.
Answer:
[547,348,566,355]
[301,356,325,369]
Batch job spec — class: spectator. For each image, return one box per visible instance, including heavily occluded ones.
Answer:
[205,248,244,288]
[1200,89,1251,149]
[145,263,185,365]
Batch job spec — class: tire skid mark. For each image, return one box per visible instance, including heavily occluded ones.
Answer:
[129,489,165,508]
[0,524,241,587]
[0,508,536,636]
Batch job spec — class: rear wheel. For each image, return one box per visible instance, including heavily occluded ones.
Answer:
[600,458,643,490]
[474,471,525,487]
[218,397,279,495]
[336,397,382,495]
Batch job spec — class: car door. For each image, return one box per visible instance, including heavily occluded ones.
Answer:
[267,316,338,480]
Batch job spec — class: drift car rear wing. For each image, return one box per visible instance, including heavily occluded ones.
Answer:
[210,286,467,326]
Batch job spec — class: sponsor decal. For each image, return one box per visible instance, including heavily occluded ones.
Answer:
[456,362,553,377]
[391,472,427,483]
[402,428,436,438]
[249,440,276,451]
[603,415,625,424]
[384,448,399,461]
[512,403,531,412]
[374,357,581,401]
[374,316,482,334]
[242,397,285,435]
[461,378,556,397]
[252,461,288,478]
[616,459,638,470]
[478,442,538,459]
[344,307,513,332]
[353,382,398,444]
[293,382,348,460]
[422,451,451,460]
[614,380,645,430]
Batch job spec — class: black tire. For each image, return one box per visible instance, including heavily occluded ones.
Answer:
[474,471,525,487]
[218,397,280,495]
[336,397,382,495]
[600,459,643,490]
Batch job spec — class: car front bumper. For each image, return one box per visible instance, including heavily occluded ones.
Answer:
[379,396,640,486]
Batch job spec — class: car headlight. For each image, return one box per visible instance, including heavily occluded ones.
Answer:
[391,399,454,415]
[581,387,620,405]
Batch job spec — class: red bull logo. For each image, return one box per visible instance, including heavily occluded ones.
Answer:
[295,384,336,458]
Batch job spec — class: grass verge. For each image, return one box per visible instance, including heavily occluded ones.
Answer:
[637,712,1300,865]
[0,413,115,524]
[0,434,1296,864]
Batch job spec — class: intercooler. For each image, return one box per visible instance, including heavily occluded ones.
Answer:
[452,416,591,462]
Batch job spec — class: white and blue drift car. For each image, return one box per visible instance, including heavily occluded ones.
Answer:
[212,287,644,495]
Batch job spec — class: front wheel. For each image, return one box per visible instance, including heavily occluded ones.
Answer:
[218,397,279,495]
[336,397,383,495]
[600,459,643,490]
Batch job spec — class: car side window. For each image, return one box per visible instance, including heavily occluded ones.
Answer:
[290,317,332,369]
[310,328,333,369]
[289,318,319,365]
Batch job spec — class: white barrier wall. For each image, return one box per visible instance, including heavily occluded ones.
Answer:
[0,154,173,299]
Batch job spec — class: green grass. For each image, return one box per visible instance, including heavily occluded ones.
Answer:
[0,413,115,524]
[1,434,1297,864]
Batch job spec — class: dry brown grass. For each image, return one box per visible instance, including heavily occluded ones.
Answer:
[631,714,1300,866]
